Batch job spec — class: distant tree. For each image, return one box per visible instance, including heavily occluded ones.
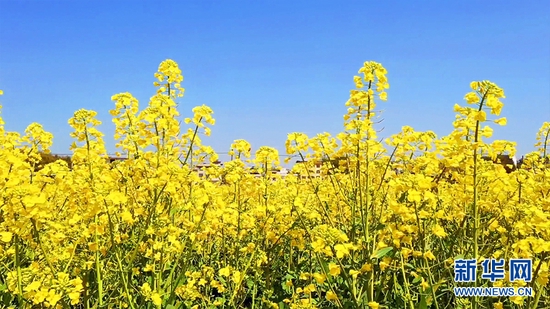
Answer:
[30,152,72,171]
[321,155,350,174]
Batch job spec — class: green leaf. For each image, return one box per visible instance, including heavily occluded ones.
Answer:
[371,247,394,259]
[418,292,428,309]
[246,277,255,289]
[284,273,296,280]
[374,222,386,231]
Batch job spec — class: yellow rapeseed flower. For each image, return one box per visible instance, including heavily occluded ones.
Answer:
[326,290,338,301]
[151,292,162,306]
[328,263,341,276]
[424,251,436,261]
[368,301,380,309]
[0,232,12,243]
[219,266,231,277]
[432,224,448,238]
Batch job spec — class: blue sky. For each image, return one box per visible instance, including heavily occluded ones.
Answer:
[0,0,549,163]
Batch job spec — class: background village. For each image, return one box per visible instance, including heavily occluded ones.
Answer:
[35,151,528,182]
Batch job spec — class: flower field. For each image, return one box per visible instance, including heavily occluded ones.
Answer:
[0,60,549,309]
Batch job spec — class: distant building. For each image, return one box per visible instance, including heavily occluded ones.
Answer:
[247,166,289,180]
[294,160,323,179]
[193,160,223,179]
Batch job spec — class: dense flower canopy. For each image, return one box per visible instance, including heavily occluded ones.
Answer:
[0,60,548,309]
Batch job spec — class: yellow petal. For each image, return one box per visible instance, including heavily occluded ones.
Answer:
[0,232,13,243]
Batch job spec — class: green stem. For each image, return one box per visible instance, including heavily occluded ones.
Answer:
[531,282,544,309]
[30,218,56,277]
[182,117,203,166]
[542,126,549,158]
[15,235,23,306]
[400,253,415,309]
[94,214,104,307]
[104,201,136,309]
[471,90,488,309]
[423,257,440,309]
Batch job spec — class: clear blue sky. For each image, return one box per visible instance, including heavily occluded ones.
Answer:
[1,0,549,162]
